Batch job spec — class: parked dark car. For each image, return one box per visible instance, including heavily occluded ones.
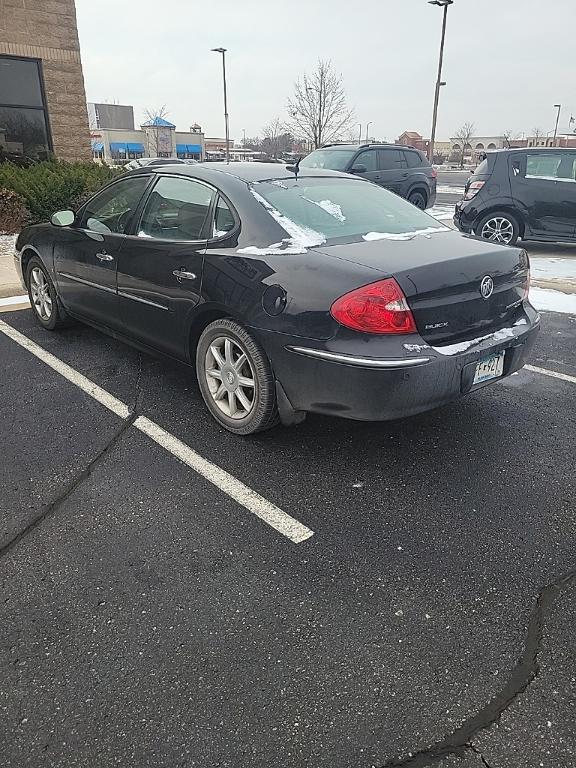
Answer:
[300,143,437,209]
[15,163,538,434]
[455,148,576,245]
[124,157,189,170]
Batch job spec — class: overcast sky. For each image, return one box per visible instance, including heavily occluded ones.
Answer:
[76,0,575,143]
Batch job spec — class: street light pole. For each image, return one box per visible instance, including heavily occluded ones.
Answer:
[358,123,362,145]
[553,104,561,147]
[428,0,453,162]
[365,121,372,142]
[212,47,230,163]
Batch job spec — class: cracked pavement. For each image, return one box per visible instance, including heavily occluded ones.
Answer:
[1,307,575,767]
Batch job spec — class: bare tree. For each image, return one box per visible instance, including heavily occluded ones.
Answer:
[286,60,354,149]
[144,105,170,156]
[502,129,517,148]
[262,117,284,158]
[454,122,475,168]
[531,127,545,146]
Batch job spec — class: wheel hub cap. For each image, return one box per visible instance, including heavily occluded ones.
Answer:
[204,336,256,420]
[481,217,514,244]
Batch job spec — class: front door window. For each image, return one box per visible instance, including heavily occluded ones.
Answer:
[79,176,150,235]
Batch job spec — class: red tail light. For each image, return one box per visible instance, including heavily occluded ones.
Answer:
[464,180,485,200]
[331,278,417,334]
[431,167,438,179]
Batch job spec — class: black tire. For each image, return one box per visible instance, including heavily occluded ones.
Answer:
[26,256,72,330]
[408,190,428,209]
[474,211,520,246]
[196,318,279,435]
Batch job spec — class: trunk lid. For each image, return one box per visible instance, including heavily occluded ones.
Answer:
[316,230,529,345]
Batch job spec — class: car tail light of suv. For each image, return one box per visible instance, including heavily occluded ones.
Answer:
[464,180,486,200]
[331,278,417,334]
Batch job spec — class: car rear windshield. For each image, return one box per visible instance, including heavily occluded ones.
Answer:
[253,178,445,244]
[299,149,357,171]
[475,158,489,175]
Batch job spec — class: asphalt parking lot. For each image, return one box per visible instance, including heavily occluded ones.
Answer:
[1,305,576,768]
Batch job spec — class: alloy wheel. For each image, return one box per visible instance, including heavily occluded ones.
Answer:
[30,267,53,321]
[480,216,514,244]
[204,336,256,420]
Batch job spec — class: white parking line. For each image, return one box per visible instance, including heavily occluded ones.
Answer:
[0,318,313,545]
[525,364,576,386]
[0,294,29,307]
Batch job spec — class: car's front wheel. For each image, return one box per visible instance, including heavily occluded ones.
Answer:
[196,319,279,435]
[26,256,71,330]
[475,212,520,246]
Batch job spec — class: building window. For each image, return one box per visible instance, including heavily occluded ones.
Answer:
[0,56,51,163]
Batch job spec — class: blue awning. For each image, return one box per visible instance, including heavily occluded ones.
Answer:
[91,142,104,152]
[110,142,144,154]
[176,143,202,153]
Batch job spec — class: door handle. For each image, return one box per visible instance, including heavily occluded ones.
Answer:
[96,252,114,261]
[173,268,197,281]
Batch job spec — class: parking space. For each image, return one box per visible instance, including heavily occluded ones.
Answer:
[1,306,576,767]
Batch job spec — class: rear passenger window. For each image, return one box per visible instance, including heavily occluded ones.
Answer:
[526,153,576,182]
[379,149,408,170]
[212,197,235,237]
[404,151,423,168]
[138,176,214,240]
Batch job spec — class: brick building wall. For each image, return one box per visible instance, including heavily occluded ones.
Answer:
[0,0,91,161]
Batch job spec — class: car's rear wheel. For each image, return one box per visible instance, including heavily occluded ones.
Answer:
[408,190,428,209]
[26,256,70,330]
[196,319,279,435]
[475,212,519,246]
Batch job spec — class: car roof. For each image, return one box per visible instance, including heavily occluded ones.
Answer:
[488,147,576,155]
[127,161,349,183]
[314,143,419,151]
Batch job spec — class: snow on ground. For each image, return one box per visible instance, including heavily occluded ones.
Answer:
[0,233,17,258]
[530,257,576,282]
[530,287,576,315]
[427,205,455,221]
[436,185,465,196]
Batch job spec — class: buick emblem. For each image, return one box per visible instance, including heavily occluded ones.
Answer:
[480,275,494,299]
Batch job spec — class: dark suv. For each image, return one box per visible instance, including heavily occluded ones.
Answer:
[299,143,437,209]
[454,148,576,245]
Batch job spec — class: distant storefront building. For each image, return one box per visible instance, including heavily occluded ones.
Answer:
[90,111,205,164]
[0,0,91,162]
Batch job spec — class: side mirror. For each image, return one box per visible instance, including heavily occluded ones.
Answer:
[51,210,75,227]
[351,165,367,174]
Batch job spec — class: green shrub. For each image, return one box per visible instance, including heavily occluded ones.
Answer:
[0,160,121,226]
[0,188,30,233]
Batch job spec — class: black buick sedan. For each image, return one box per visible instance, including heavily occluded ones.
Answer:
[15,163,539,434]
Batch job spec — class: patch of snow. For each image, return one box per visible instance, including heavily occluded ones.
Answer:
[433,326,516,356]
[403,343,430,352]
[530,287,576,315]
[363,226,450,242]
[514,318,528,326]
[237,238,307,256]
[436,185,465,196]
[270,180,288,189]
[302,198,346,222]
[250,188,326,249]
[530,257,576,281]
[427,205,455,221]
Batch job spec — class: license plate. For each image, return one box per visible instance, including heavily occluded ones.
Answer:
[473,351,505,385]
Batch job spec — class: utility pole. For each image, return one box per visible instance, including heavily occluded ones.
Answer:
[428,0,453,162]
[212,47,230,163]
[553,104,561,147]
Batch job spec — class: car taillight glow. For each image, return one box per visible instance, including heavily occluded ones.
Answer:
[431,167,438,179]
[464,180,485,200]
[330,278,417,334]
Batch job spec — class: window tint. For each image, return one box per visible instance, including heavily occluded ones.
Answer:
[80,176,150,234]
[254,178,444,245]
[0,56,51,162]
[213,197,235,237]
[526,152,576,181]
[138,176,214,240]
[404,151,423,168]
[352,150,378,172]
[379,149,408,170]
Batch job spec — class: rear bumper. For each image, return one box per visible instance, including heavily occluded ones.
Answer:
[453,200,477,233]
[257,311,540,422]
